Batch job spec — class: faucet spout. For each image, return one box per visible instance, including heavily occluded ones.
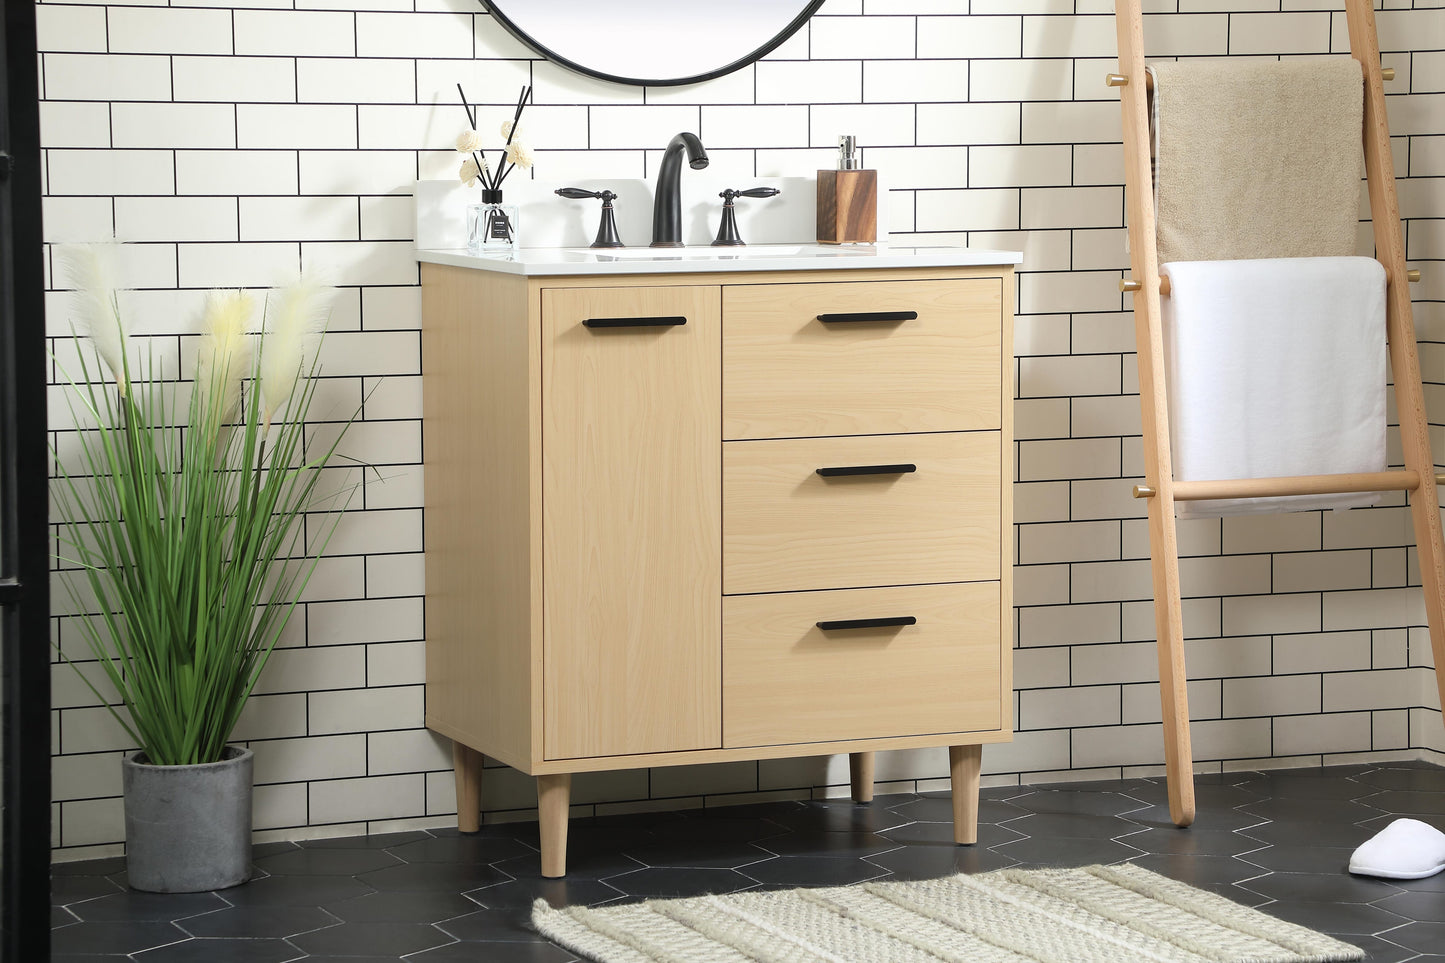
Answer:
[651,132,709,248]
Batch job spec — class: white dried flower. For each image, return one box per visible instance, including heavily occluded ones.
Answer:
[196,290,255,425]
[455,129,485,153]
[501,119,518,141]
[259,279,326,428]
[61,243,130,397]
[459,156,483,186]
[505,140,534,170]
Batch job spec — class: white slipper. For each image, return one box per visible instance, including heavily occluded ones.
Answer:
[1349,817,1445,879]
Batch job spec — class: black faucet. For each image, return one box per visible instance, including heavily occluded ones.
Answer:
[650,132,709,248]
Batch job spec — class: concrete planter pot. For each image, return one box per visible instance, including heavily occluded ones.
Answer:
[122,745,253,893]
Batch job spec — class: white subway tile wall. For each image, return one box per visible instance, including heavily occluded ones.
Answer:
[43,1,1445,856]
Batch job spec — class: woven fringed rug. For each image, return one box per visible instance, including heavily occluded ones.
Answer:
[533,863,1363,963]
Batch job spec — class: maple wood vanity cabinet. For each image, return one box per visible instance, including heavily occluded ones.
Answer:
[418,246,1021,877]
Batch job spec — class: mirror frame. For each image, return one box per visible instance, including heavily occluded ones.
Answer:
[486,1,826,87]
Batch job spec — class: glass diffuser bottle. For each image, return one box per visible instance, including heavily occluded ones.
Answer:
[468,189,520,252]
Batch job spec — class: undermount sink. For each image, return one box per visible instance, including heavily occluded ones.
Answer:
[567,245,802,259]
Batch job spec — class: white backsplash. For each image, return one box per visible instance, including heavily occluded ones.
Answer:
[416,174,881,251]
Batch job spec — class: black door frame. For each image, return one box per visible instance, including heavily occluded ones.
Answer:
[0,0,49,957]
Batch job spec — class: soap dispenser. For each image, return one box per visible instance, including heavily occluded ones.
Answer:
[816,135,877,245]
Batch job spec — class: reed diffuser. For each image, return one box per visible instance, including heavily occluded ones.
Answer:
[456,83,534,251]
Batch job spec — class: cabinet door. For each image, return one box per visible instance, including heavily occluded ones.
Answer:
[542,285,722,760]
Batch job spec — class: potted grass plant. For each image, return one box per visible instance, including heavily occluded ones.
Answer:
[52,247,356,892]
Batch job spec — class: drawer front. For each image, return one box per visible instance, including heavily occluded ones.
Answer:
[724,431,1001,595]
[723,582,1002,748]
[723,278,1002,440]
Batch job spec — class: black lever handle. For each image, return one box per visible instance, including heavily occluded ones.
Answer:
[817,310,918,323]
[817,616,917,631]
[556,187,617,201]
[719,186,781,200]
[583,316,687,328]
[816,464,916,477]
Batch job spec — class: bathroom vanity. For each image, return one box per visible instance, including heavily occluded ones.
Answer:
[418,244,1020,877]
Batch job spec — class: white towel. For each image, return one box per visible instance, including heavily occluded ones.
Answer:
[1161,257,1387,518]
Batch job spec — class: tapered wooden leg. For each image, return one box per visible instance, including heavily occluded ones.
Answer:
[452,742,484,834]
[537,773,572,879]
[849,752,875,803]
[949,744,982,845]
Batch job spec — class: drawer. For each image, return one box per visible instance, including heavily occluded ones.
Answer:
[723,431,1001,595]
[723,582,1003,748]
[723,278,1002,440]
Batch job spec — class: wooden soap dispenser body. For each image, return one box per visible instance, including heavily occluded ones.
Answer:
[817,135,877,244]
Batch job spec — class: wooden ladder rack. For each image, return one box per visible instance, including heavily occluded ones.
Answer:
[1111,0,1445,827]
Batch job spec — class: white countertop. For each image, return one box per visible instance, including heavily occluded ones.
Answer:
[415,243,1023,277]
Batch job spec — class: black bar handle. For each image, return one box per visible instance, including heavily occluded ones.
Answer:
[816,310,918,323]
[583,316,687,328]
[817,616,917,631]
[816,463,916,477]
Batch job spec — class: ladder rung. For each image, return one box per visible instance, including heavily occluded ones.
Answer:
[1134,470,1433,501]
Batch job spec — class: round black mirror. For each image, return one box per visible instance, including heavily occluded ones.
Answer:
[486,0,825,87]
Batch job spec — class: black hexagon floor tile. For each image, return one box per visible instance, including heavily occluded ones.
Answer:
[491,848,644,883]
[740,854,890,888]
[1356,765,1445,792]
[1125,802,1267,832]
[1259,898,1411,936]
[1374,890,1445,925]
[753,828,900,859]
[51,873,125,904]
[52,856,127,877]
[179,903,339,939]
[68,890,227,922]
[1009,789,1149,817]
[992,833,1146,867]
[1337,934,1429,962]
[43,763,1445,960]
[435,906,551,942]
[216,874,376,907]
[602,865,758,898]
[251,847,405,877]
[355,861,510,893]
[383,833,534,864]
[406,941,578,962]
[323,888,482,924]
[300,830,430,851]
[645,813,792,845]
[130,937,305,963]
[1122,827,1266,857]
[288,920,454,956]
[1239,796,1385,824]
[621,838,775,869]
[50,919,189,956]
[865,841,1018,879]
[467,876,624,912]
[1239,818,1379,849]
[879,818,1026,848]
[998,810,1141,840]
[1239,870,1404,904]
[767,799,912,834]
[1385,920,1445,955]
[1241,844,1359,875]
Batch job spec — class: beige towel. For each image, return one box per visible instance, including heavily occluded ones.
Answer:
[1150,57,1363,264]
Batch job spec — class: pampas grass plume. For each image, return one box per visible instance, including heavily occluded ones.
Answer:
[260,279,326,427]
[196,290,255,424]
[62,243,129,396]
